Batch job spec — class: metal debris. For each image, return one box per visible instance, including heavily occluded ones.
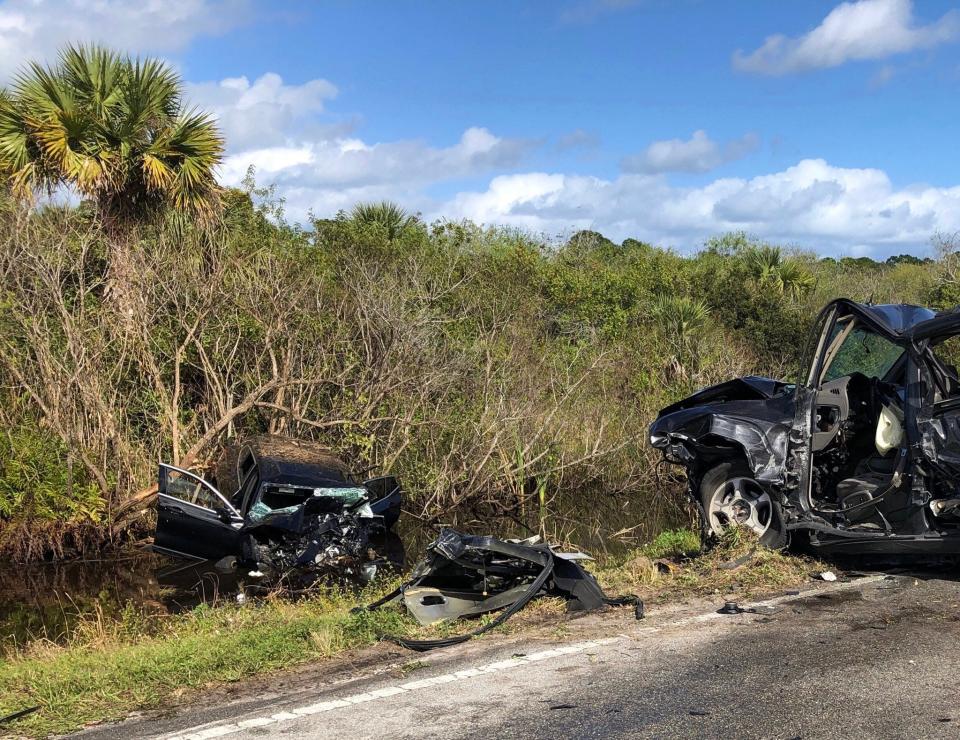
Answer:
[718,601,743,614]
[357,529,641,651]
[0,706,40,724]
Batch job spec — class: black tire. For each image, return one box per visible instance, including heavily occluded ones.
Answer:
[698,461,789,550]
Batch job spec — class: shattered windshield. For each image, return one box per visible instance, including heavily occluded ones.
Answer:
[821,324,903,383]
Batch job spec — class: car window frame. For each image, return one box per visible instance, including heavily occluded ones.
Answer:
[159,463,241,518]
[238,465,261,516]
[804,305,838,389]
[818,319,904,386]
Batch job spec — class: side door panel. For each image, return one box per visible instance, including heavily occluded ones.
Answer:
[788,307,837,514]
[155,464,243,560]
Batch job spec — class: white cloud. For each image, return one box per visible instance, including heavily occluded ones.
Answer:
[205,75,958,256]
[181,71,959,257]
[220,125,535,191]
[187,73,339,150]
[441,159,960,256]
[0,0,250,78]
[556,128,600,152]
[183,70,538,221]
[734,0,960,75]
[621,130,759,174]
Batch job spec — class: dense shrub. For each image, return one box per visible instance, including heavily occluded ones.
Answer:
[0,189,947,560]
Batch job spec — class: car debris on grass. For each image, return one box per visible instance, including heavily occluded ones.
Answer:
[357,529,641,651]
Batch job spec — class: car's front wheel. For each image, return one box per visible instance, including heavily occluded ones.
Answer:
[698,461,788,549]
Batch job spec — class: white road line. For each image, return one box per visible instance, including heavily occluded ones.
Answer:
[166,637,619,740]
[166,575,888,740]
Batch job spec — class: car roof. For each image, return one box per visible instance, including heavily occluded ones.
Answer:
[827,299,937,336]
[238,436,354,486]
[821,298,960,343]
[256,458,351,487]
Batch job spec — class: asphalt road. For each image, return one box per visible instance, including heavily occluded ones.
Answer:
[80,571,960,740]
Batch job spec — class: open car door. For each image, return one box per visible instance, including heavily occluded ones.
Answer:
[155,463,243,560]
[791,301,911,518]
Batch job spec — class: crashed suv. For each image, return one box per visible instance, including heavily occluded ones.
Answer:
[650,299,960,555]
[153,437,402,581]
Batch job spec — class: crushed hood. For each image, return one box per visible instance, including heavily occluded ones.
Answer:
[658,376,791,417]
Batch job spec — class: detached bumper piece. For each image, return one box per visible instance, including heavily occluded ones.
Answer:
[358,529,641,651]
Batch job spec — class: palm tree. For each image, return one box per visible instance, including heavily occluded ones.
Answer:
[744,245,815,299]
[350,201,417,241]
[651,294,710,343]
[650,294,711,376]
[0,44,223,230]
[0,44,224,322]
[0,46,223,229]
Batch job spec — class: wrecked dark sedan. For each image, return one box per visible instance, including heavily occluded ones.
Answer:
[650,298,960,555]
[153,437,402,581]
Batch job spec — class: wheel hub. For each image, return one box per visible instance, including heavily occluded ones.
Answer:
[706,476,773,538]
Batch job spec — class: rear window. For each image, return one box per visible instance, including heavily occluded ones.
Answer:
[260,485,313,510]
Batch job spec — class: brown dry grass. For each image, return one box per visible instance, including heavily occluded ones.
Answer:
[595,527,826,602]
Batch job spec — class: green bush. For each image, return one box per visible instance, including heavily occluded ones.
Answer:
[0,197,950,560]
[0,425,103,523]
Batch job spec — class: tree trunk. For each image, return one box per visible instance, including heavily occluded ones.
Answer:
[105,235,144,331]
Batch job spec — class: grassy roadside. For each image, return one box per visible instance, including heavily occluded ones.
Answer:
[1,529,824,738]
[595,526,825,601]
[0,586,426,737]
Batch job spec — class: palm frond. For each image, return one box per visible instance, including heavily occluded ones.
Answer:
[0,90,31,176]
[650,294,710,340]
[0,44,224,224]
[59,44,125,120]
[350,201,417,239]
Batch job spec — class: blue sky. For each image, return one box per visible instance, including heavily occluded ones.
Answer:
[2,0,959,256]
